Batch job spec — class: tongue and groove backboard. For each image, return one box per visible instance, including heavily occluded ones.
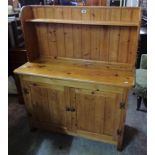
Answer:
[21,6,141,70]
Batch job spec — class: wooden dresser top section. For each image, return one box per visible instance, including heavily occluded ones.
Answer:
[16,6,141,88]
[21,6,141,70]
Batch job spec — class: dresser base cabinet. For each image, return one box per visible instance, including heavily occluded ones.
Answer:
[14,6,141,151]
[18,74,129,150]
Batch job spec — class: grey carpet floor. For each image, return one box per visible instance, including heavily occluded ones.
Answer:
[8,91,147,155]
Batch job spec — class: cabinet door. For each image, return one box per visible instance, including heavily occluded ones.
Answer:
[22,81,69,129]
[75,89,122,139]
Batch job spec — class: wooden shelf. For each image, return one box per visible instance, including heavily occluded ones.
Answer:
[25,19,139,27]
[14,59,135,87]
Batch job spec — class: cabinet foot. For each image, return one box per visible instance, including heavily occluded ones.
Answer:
[117,144,123,151]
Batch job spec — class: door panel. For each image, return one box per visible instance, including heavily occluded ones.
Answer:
[24,82,69,129]
[47,88,66,126]
[31,86,51,122]
[75,89,122,138]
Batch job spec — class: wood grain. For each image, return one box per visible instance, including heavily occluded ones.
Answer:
[14,59,135,88]
[16,6,141,151]
[21,6,141,67]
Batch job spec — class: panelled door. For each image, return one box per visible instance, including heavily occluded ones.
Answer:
[22,81,70,130]
[74,88,123,140]
[22,80,123,141]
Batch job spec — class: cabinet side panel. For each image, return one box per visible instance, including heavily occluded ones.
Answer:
[117,88,129,150]
[20,80,33,115]
[21,6,39,61]
[128,27,139,64]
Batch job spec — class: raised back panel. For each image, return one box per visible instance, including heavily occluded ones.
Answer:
[21,6,141,70]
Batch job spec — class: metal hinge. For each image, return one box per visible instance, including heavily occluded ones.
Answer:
[117,129,122,136]
[120,102,125,110]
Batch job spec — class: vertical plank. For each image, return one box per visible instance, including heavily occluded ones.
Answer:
[48,88,66,126]
[131,8,140,23]
[45,7,54,19]
[90,8,101,60]
[127,8,141,65]
[108,9,121,62]
[83,93,95,132]
[81,8,91,59]
[76,90,89,131]
[118,27,130,63]
[99,26,109,61]
[105,8,111,21]
[100,8,107,21]
[55,24,66,57]
[113,94,122,141]
[57,88,66,126]
[36,7,45,18]
[70,88,76,131]
[118,9,132,63]
[81,25,91,59]
[72,25,82,59]
[32,7,38,18]
[63,9,73,58]
[103,96,115,136]
[90,26,100,60]
[54,7,63,19]
[31,86,50,122]
[94,95,105,134]
[63,7,72,20]
[48,24,57,58]
[21,6,38,61]
[47,89,57,123]
[128,27,137,64]
[53,7,65,57]
[35,23,41,57]
[71,8,81,20]
[72,8,82,58]
[117,89,128,150]
[121,8,132,23]
[87,93,96,132]
[65,87,72,130]
[99,8,111,61]
[64,24,74,57]
[90,8,101,21]
[37,23,49,57]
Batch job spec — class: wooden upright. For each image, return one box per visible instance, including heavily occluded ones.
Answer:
[14,6,141,150]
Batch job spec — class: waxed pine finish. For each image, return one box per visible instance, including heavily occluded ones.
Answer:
[14,6,141,151]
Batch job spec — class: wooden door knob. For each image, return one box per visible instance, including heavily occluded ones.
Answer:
[66,107,70,111]
[70,107,76,112]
